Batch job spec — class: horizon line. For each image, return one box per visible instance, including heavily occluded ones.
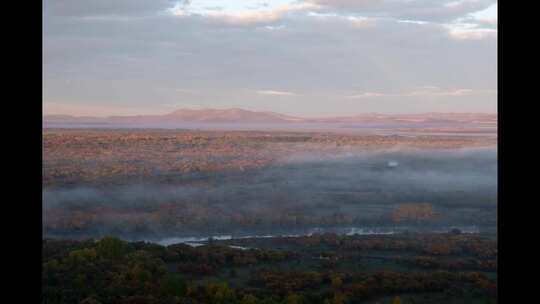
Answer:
[42,107,498,119]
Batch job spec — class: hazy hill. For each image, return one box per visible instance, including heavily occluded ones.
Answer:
[43,108,497,127]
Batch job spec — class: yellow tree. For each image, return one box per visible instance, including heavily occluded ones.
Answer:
[331,275,343,289]
[241,294,259,304]
[332,292,346,304]
[285,293,303,304]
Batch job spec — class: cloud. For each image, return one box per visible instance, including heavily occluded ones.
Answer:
[443,2,497,40]
[446,25,497,40]
[43,0,497,115]
[409,86,474,97]
[308,0,496,23]
[347,92,389,98]
[346,16,377,28]
[475,18,497,28]
[260,24,287,31]
[257,90,298,96]
[170,2,321,25]
[307,12,377,28]
[44,0,174,17]
[43,101,162,116]
[347,87,496,99]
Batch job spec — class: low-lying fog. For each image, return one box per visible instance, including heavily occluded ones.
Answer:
[43,147,497,240]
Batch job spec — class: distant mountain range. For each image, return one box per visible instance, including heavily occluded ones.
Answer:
[44,108,497,126]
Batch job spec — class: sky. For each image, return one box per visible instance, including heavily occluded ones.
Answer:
[43,0,497,117]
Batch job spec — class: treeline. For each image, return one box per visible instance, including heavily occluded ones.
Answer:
[43,235,497,304]
[228,232,497,259]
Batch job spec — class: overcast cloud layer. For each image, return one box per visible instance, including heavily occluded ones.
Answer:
[43,0,497,116]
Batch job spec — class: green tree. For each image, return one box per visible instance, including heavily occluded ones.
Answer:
[79,296,102,304]
[285,293,303,304]
[43,259,60,273]
[206,282,236,304]
[96,236,126,259]
[332,292,346,304]
[241,294,259,304]
[68,248,97,265]
[331,275,343,289]
[160,274,188,297]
